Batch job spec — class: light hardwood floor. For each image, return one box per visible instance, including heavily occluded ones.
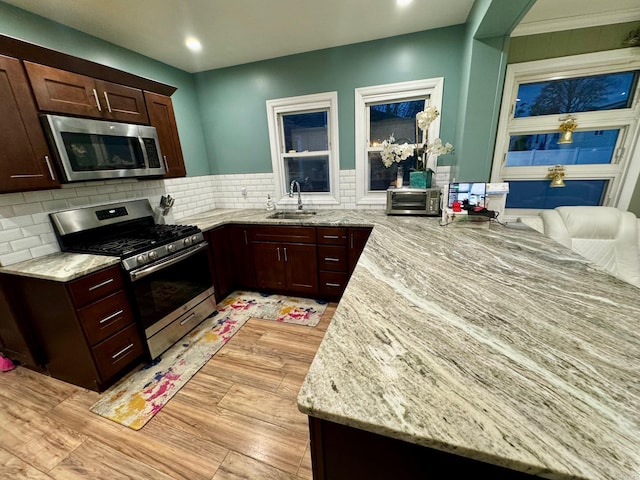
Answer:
[0,302,336,479]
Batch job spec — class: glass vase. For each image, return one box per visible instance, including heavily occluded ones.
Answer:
[396,166,403,188]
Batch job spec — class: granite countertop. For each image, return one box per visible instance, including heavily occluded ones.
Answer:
[297,215,640,480]
[0,252,119,282]
[2,208,638,479]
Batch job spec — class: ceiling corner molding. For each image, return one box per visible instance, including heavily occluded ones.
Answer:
[511,7,640,37]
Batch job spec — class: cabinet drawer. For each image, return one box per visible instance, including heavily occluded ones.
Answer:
[78,290,134,346]
[68,266,123,308]
[251,226,316,244]
[319,271,348,297]
[92,323,144,381]
[318,245,347,272]
[317,227,347,245]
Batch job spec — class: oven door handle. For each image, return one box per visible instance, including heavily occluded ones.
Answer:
[129,243,208,282]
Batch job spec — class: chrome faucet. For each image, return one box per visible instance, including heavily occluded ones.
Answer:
[289,180,303,210]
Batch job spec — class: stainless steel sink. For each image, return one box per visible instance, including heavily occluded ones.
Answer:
[268,211,317,219]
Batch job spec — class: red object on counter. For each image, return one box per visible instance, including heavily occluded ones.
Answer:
[452,201,462,212]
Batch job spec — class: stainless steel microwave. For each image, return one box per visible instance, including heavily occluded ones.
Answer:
[386,187,441,216]
[41,114,165,182]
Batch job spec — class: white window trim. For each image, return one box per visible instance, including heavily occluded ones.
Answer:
[490,49,640,217]
[355,78,444,206]
[266,91,340,207]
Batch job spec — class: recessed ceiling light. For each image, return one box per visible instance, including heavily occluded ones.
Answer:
[185,37,202,52]
[397,0,413,6]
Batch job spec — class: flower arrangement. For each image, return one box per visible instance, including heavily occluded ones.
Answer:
[380,135,415,167]
[415,106,454,170]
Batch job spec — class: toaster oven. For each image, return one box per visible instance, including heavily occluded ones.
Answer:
[386,187,441,216]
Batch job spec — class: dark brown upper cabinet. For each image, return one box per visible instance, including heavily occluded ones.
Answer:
[0,54,60,193]
[24,61,149,124]
[144,91,187,178]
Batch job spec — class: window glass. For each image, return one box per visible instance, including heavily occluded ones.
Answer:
[368,100,423,191]
[369,100,423,146]
[282,111,328,152]
[514,71,638,118]
[368,152,417,191]
[284,156,329,192]
[505,180,608,209]
[506,129,620,166]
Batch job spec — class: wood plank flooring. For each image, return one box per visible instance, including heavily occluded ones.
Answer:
[0,302,336,479]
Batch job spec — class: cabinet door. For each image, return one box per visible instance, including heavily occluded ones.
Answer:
[144,91,186,178]
[95,80,149,124]
[0,55,60,193]
[207,226,235,300]
[24,61,102,118]
[253,242,286,290]
[347,227,372,274]
[284,243,318,295]
[229,225,257,289]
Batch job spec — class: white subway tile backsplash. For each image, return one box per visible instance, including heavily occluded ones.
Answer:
[10,236,42,251]
[0,169,378,266]
[0,250,32,266]
[13,203,45,217]
[0,193,25,207]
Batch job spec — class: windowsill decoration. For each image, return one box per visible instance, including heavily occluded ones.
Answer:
[380,135,415,188]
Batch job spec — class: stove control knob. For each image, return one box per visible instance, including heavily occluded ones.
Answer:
[137,254,147,265]
[191,235,199,244]
[167,244,176,253]
[183,237,192,247]
[148,251,158,261]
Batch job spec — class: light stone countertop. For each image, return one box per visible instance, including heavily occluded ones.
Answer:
[0,252,119,282]
[2,208,638,479]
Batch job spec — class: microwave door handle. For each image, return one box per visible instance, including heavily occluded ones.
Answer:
[129,243,207,281]
[92,89,102,112]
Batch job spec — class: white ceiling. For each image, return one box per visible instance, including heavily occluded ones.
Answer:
[3,0,640,73]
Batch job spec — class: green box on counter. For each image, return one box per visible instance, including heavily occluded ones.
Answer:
[409,169,433,188]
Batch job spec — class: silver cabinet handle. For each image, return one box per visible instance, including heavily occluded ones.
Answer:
[284,247,288,262]
[180,313,196,326]
[323,235,339,239]
[277,247,281,261]
[163,155,169,172]
[92,88,102,111]
[10,174,43,178]
[243,230,248,244]
[103,91,112,112]
[324,257,340,262]
[88,278,114,291]
[44,155,56,181]
[112,343,134,360]
[350,233,354,249]
[99,309,124,325]
[326,282,341,287]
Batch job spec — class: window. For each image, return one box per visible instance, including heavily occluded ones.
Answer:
[266,92,339,206]
[491,49,640,216]
[355,79,444,205]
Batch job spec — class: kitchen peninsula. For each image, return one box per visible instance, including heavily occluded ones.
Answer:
[2,209,638,479]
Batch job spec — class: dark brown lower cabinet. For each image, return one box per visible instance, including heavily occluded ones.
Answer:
[229,225,257,290]
[308,417,540,480]
[253,241,318,295]
[0,265,144,391]
[206,226,235,300]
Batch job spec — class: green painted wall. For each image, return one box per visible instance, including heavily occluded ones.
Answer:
[507,22,640,214]
[454,0,535,183]
[195,27,465,175]
[0,1,210,176]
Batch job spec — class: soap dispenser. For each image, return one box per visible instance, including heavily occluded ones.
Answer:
[266,194,275,211]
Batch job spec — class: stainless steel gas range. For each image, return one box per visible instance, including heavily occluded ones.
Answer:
[50,199,216,359]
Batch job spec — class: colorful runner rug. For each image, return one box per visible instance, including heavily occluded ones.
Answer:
[90,291,327,430]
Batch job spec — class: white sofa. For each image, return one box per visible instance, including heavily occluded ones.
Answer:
[539,206,640,288]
